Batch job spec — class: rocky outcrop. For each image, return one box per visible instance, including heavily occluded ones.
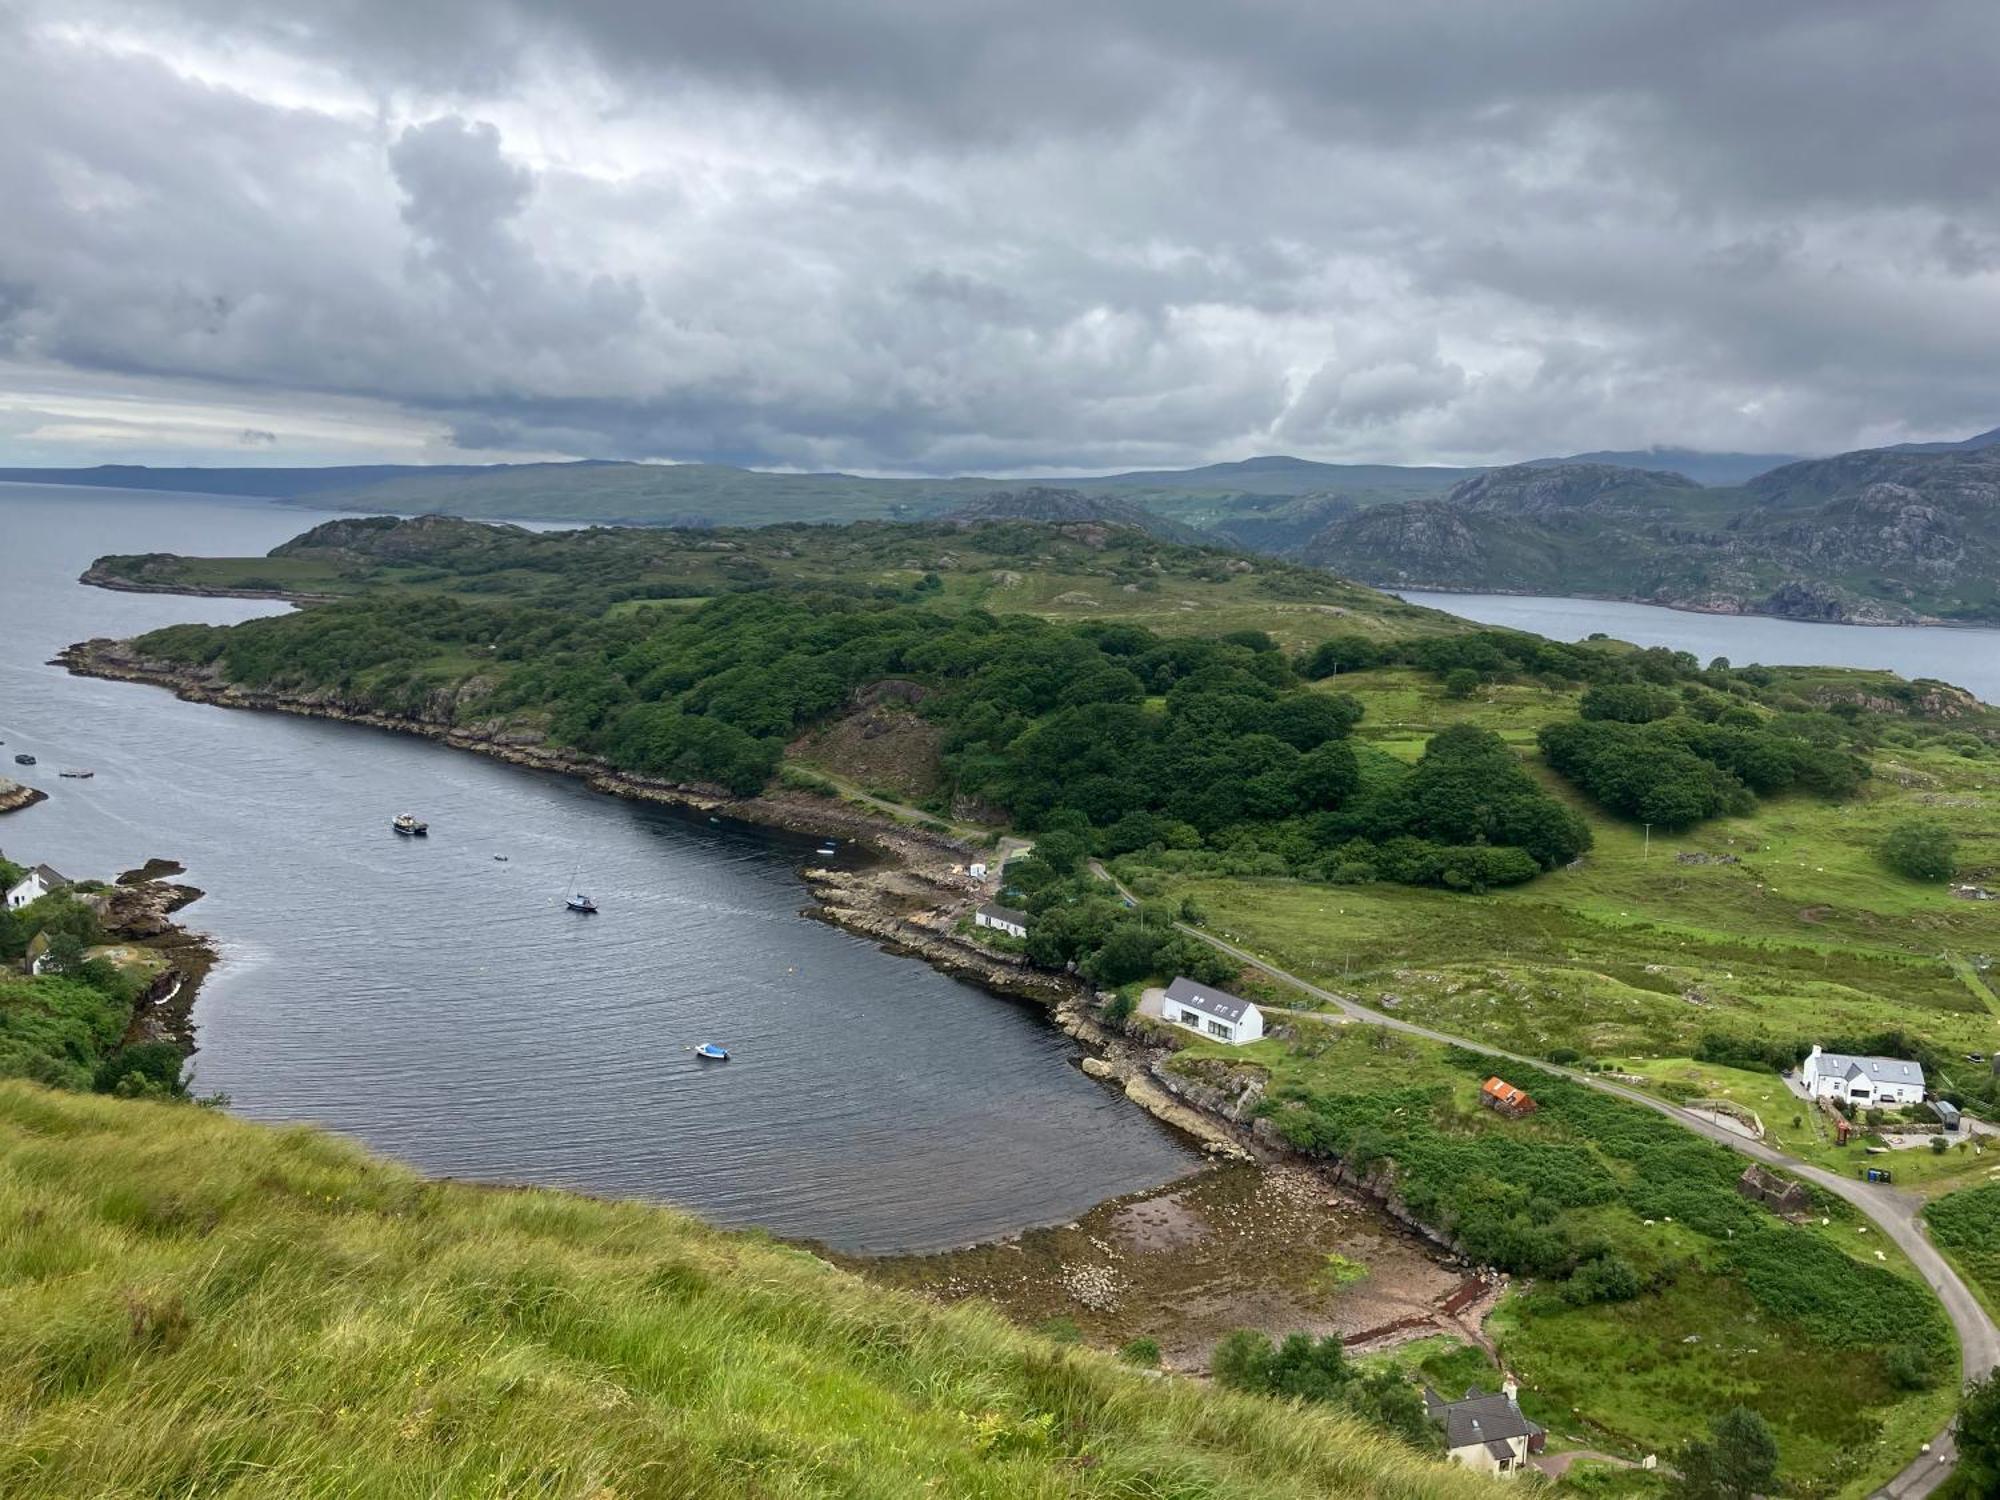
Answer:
[1444,462,1698,515]
[0,777,46,814]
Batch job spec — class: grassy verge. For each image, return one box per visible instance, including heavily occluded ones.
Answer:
[0,1082,1503,1500]
[1926,1183,2000,1325]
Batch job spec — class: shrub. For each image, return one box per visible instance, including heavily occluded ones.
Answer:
[1879,819,1958,882]
[1564,1252,1644,1305]
[1119,1337,1161,1367]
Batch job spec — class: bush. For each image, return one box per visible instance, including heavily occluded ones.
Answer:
[1118,1337,1161,1367]
[1564,1252,1644,1305]
[1879,819,1958,882]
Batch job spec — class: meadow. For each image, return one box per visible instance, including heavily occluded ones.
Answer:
[0,1082,1501,1500]
[1149,667,1998,1070]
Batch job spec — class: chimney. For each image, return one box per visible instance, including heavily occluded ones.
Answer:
[1808,1044,1821,1059]
[1502,1375,1519,1403]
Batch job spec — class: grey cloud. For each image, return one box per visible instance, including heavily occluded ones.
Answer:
[1,0,1997,473]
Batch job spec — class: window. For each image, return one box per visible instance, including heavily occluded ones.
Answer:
[1207,1018,1230,1039]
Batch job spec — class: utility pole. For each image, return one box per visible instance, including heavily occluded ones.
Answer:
[1643,823,1652,860]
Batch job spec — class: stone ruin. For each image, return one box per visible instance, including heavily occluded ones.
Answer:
[1736,1164,1811,1217]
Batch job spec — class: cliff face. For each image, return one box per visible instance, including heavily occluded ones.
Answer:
[1296,447,2000,624]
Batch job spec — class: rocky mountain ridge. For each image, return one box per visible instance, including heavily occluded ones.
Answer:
[1299,447,2000,624]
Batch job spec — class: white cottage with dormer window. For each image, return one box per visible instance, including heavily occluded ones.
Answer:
[1161,976,1264,1046]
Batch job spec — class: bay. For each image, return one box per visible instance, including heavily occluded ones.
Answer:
[1397,590,2000,705]
[0,483,1198,1252]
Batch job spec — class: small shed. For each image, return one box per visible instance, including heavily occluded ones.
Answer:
[1930,1099,1961,1132]
[1481,1077,1537,1118]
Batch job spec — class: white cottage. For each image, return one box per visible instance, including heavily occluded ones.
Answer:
[1161,975,1264,1046]
[4,863,67,911]
[1425,1381,1545,1478]
[974,902,1029,939]
[1801,1044,1925,1107]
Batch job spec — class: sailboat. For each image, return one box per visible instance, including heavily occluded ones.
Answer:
[562,855,597,913]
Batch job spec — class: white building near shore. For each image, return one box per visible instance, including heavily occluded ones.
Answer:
[1161,976,1264,1046]
[5,863,67,911]
[1801,1044,1925,1107]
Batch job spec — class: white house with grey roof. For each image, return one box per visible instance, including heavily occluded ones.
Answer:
[1801,1044,1926,1107]
[1424,1380,1545,1478]
[1161,976,1264,1046]
[4,863,67,911]
[974,902,1029,939]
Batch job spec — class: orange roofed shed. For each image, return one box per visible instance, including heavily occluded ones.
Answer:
[1482,1076,1537,1117]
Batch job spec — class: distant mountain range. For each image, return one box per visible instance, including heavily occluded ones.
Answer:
[7,426,1997,622]
[1519,448,1800,486]
[1300,446,2000,624]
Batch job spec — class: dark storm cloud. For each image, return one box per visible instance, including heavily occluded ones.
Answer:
[2,0,1996,470]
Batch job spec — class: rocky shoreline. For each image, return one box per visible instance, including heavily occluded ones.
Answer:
[77,563,339,604]
[0,777,47,814]
[55,634,1318,1156]
[102,870,217,1060]
[56,633,1091,1008]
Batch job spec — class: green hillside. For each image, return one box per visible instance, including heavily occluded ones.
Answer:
[0,1083,1500,1499]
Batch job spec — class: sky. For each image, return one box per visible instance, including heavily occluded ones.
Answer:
[2,1,1997,475]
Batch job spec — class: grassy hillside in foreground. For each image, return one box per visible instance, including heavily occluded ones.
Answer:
[0,1082,1499,1500]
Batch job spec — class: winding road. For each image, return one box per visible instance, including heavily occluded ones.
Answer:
[1094,867,1997,1498]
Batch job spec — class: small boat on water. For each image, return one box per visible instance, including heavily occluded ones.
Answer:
[817,841,838,857]
[59,769,95,779]
[13,754,34,766]
[493,854,509,862]
[693,1042,730,1061]
[392,813,428,836]
[561,854,596,912]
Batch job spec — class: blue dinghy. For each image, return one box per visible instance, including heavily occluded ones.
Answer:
[693,1043,730,1061]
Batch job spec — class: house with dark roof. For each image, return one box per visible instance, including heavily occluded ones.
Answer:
[1423,1379,1545,1477]
[973,902,1029,940]
[4,862,67,912]
[1801,1044,1926,1107]
[1161,975,1264,1046]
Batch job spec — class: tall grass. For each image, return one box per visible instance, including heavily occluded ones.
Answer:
[0,1083,1497,1498]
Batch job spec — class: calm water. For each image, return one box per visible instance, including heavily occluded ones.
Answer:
[1399,591,2000,705]
[0,483,1198,1252]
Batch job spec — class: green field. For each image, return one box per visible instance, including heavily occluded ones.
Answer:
[1927,1184,2000,1322]
[1142,668,1999,1067]
[0,1082,1502,1500]
[1160,1025,1959,1494]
